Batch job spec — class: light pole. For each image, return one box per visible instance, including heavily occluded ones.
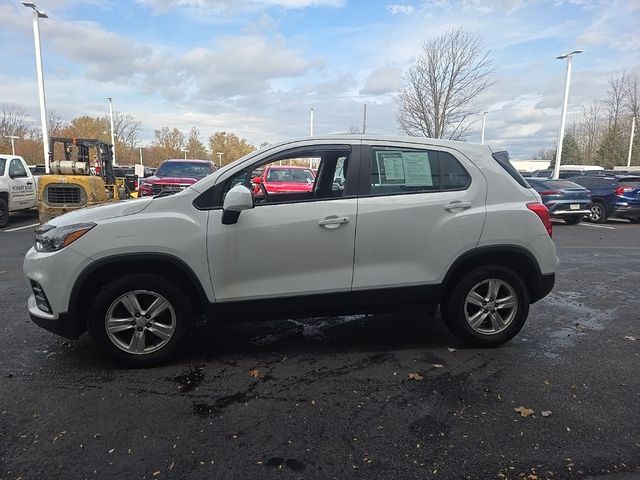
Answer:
[138,146,143,165]
[627,117,636,168]
[106,97,116,166]
[481,112,487,145]
[22,2,50,173]
[7,135,20,155]
[181,148,189,160]
[309,107,314,136]
[553,49,583,180]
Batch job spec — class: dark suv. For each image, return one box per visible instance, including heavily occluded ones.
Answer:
[568,175,640,223]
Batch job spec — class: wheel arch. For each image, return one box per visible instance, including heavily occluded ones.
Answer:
[69,253,211,334]
[441,246,545,304]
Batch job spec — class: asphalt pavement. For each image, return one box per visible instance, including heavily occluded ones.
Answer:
[1,215,639,480]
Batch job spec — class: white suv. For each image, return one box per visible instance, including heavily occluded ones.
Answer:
[23,136,558,366]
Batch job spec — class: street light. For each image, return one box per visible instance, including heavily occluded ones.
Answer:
[181,148,189,160]
[106,97,116,166]
[481,112,488,145]
[628,117,637,168]
[309,107,314,136]
[22,1,50,173]
[6,135,20,155]
[553,49,584,180]
[216,151,223,165]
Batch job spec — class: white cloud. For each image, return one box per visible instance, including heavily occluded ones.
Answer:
[360,67,402,95]
[137,0,344,15]
[386,4,415,15]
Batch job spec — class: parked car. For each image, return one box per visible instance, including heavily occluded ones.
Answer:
[0,155,37,228]
[24,136,558,366]
[524,178,592,224]
[568,175,640,223]
[252,165,315,195]
[138,159,216,197]
[531,165,605,179]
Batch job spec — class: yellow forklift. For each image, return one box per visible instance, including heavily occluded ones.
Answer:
[37,138,128,223]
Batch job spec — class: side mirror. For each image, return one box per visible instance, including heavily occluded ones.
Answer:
[252,176,262,184]
[222,185,254,225]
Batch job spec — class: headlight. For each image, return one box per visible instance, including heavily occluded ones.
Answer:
[35,223,96,252]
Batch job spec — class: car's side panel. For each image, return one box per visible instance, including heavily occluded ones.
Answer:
[352,142,487,291]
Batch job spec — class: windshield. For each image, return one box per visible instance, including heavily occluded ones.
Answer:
[156,161,212,178]
[0,159,5,176]
[266,168,314,183]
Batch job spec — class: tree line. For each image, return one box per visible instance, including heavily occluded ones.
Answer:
[535,72,639,168]
[0,104,257,168]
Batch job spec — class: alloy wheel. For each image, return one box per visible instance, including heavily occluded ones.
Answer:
[589,204,602,222]
[105,290,176,355]
[464,279,518,335]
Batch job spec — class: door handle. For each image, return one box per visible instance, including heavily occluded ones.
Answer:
[444,201,472,211]
[26,182,33,185]
[318,216,350,228]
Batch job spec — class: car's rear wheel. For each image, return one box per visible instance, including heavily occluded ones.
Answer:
[88,274,192,367]
[0,198,9,228]
[564,215,583,225]
[442,266,529,347]
[588,202,607,223]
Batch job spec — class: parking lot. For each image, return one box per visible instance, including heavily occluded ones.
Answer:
[1,217,639,480]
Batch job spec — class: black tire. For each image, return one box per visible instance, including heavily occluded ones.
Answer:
[564,215,583,225]
[88,274,193,367]
[442,265,530,347]
[0,197,9,228]
[628,217,640,224]
[588,202,607,223]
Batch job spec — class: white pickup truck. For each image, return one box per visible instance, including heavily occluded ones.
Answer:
[0,155,37,228]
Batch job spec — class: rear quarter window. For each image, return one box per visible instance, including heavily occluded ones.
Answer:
[492,151,529,188]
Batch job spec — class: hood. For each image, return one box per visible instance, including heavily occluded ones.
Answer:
[48,197,153,227]
[145,175,202,185]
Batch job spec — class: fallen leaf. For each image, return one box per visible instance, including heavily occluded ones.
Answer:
[514,406,535,417]
[541,411,552,417]
[248,369,259,378]
[152,471,161,476]
[408,373,423,381]
[447,347,457,352]
[432,364,444,368]
[624,336,637,341]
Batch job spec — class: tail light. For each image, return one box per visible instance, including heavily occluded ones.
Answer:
[538,190,559,195]
[614,186,632,196]
[527,202,552,237]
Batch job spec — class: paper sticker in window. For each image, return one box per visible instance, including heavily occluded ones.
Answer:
[403,151,432,186]
[377,151,405,181]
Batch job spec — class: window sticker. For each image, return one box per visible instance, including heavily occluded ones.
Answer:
[403,151,432,186]
[376,151,405,181]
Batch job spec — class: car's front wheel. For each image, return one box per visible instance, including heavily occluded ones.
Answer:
[88,274,193,367]
[442,266,529,347]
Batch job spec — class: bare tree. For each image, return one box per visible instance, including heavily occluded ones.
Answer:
[346,125,360,134]
[578,101,603,165]
[114,113,142,149]
[396,28,495,140]
[625,72,639,119]
[0,104,28,138]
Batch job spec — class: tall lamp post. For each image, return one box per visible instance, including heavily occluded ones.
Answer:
[627,117,637,168]
[106,97,116,166]
[553,49,583,179]
[22,2,50,173]
[7,135,20,155]
[481,112,488,145]
[216,152,223,166]
[181,148,189,160]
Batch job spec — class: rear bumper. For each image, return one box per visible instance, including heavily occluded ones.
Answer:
[532,273,555,303]
[612,205,640,218]
[550,209,591,216]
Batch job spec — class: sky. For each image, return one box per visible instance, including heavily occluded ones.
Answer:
[1,0,639,158]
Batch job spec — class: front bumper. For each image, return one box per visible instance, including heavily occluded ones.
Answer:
[28,295,83,339]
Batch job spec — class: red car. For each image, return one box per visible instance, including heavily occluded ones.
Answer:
[252,165,315,195]
[139,159,216,197]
